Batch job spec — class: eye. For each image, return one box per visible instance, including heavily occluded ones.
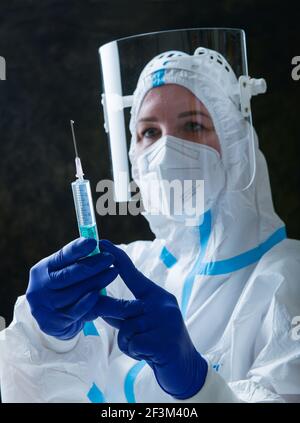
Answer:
[184,121,205,132]
[140,127,160,139]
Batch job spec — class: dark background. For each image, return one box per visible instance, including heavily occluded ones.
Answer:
[0,0,299,325]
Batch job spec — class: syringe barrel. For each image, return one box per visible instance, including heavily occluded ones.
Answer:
[71,178,100,256]
[72,179,96,227]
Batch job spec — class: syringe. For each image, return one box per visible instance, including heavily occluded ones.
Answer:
[70,120,100,257]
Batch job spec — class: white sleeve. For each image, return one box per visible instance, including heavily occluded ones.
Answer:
[134,353,287,403]
[0,295,115,403]
[172,359,284,403]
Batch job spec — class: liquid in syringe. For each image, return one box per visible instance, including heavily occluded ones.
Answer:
[70,120,100,256]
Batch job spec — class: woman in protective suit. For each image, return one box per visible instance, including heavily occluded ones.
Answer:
[0,30,299,403]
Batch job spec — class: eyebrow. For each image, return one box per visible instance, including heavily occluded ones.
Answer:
[178,110,209,118]
[137,110,209,123]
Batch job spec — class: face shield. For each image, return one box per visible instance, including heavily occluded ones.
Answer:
[99,28,266,221]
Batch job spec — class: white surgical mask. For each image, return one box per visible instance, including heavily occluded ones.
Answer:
[134,135,226,226]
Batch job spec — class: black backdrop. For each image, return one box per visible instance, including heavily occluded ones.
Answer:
[0,0,299,325]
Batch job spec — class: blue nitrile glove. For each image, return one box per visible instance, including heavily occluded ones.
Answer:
[95,239,208,400]
[26,237,120,340]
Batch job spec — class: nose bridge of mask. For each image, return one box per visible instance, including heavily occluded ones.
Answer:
[138,134,221,172]
[164,135,222,164]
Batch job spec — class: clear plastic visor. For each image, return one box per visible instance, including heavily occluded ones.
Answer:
[99,28,260,202]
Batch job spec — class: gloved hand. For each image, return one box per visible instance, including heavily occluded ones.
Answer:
[26,237,119,340]
[96,239,208,400]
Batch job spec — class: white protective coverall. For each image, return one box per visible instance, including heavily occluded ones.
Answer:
[0,49,300,403]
